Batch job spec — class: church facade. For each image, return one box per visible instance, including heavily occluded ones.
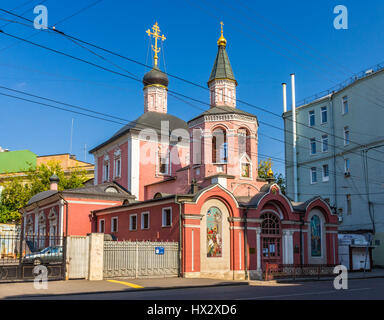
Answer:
[88,23,339,280]
[20,23,338,280]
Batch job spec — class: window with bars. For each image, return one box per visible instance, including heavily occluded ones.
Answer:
[261,213,280,235]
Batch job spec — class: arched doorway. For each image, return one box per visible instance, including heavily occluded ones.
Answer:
[260,212,282,268]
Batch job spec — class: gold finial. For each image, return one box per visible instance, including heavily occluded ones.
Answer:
[217,21,227,47]
[146,22,166,67]
[267,167,274,177]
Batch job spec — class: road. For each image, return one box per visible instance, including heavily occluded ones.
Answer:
[9,277,384,300]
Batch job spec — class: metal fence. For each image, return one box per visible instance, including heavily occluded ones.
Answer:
[103,241,178,279]
[264,263,337,281]
[0,234,65,282]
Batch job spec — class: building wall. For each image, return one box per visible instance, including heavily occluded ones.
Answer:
[284,70,384,262]
[94,202,180,241]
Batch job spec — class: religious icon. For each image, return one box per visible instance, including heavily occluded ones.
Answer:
[311,215,321,257]
[207,207,222,257]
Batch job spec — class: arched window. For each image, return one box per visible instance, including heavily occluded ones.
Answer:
[48,208,58,246]
[238,128,251,157]
[212,128,227,163]
[103,155,110,182]
[310,215,322,257]
[261,213,280,235]
[38,213,46,249]
[207,207,222,257]
[261,213,281,260]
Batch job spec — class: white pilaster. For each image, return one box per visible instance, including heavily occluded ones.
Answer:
[283,230,294,264]
[256,227,261,272]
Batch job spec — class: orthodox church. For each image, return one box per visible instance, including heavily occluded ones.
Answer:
[22,23,338,280]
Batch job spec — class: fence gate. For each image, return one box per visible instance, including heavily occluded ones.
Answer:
[103,241,178,279]
[0,234,66,282]
[66,236,89,279]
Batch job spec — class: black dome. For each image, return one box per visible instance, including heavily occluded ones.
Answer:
[143,66,169,87]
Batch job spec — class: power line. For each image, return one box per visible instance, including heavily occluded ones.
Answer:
[2,27,384,174]
[2,7,384,164]
[2,83,384,189]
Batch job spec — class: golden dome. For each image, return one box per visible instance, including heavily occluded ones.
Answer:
[217,21,227,47]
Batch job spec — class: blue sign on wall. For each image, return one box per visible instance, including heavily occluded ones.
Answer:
[155,247,164,255]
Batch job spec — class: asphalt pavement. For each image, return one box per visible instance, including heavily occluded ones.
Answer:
[2,277,384,300]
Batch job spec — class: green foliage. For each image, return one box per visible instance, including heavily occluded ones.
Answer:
[258,158,286,195]
[0,161,88,223]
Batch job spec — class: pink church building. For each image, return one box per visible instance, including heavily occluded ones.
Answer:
[88,25,339,279]
[21,24,338,280]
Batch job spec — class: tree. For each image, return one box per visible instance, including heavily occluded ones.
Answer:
[258,158,286,195]
[0,161,88,223]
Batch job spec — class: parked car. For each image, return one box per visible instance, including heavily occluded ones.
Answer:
[22,246,63,265]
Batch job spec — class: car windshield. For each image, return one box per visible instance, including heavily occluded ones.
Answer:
[40,247,51,254]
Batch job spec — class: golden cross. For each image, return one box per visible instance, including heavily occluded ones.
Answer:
[146,22,166,67]
[220,21,224,35]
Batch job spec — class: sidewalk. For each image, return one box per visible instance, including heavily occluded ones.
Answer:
[1,269,383,299]
[0,277,248,299]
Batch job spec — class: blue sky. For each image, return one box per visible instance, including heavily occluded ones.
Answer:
[1,0,384,175]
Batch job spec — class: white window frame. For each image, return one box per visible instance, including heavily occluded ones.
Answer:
[111,217,118,233]
[129,214,137,231]
[321,135,328,152]
[239,154,252,179]
[310,167,317,184]
[114,157,121,178]
[103,154,110,182]
[344,126,350,146]
[310,138,316,155]
[309,110,315,126]
[321,106,328,124]
[162,207,172,227]
[141,212,150,230]
[322,164,329,182]
[342,96,349,115]
[99,219,105,233]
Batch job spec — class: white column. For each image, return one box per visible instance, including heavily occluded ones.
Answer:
[287,231,294,264]
[256,227,261,272]
[282,230,287,264]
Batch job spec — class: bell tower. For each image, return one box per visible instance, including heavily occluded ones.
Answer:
[208,22,237,108]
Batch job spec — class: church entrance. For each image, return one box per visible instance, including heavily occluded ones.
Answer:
[260,212,282,269]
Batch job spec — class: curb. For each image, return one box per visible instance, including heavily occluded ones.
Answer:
[4,281,249,299]
[272,274,384,283]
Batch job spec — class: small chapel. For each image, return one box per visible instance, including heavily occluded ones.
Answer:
[21,22,338,280]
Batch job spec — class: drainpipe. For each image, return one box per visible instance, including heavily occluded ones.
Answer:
[329,93,338,215]
[299,213,304,267]
[58,194,69,279]
[175,196,183,278]
[243,208,249,280]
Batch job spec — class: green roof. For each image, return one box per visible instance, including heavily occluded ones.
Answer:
[0,150,37,174]
[208,45,236,85]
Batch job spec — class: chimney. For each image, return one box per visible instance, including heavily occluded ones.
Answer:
[49,174,60,191]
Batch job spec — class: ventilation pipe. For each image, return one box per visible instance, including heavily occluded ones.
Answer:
[282,83,287,113]
[291,74,298,202]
